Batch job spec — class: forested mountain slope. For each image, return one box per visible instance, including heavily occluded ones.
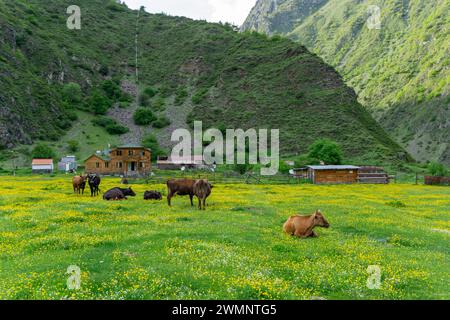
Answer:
[242,0,449,163]
[0,0,409,163]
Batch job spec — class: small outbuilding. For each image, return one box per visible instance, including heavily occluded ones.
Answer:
[294,165,360,185]
[32,159,54,174]
[58,156,77,173]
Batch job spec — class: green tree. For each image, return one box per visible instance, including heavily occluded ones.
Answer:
[101,80,122,100]
[88,89,111,115]
[134,108,156,126]
[428,162,447,177]
[308,139,343,165]
[32,144,56,159]
[62,82,82,105]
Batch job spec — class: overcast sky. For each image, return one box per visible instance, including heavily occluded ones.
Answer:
[122,0,257,26]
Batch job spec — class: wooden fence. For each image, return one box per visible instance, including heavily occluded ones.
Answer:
[424,176,450,186]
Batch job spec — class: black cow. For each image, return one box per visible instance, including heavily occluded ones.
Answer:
[88,174,101,197]
[144,190,162,201]
[103,187,136,201]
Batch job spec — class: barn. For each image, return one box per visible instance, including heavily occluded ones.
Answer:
[32,159,54,174]
[294,165,360,185]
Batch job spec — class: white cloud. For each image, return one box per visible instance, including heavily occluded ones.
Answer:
[122,0,257,25]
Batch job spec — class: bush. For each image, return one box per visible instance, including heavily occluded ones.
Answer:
[67,140,80,152]
[139,93,151,107]
[233,163,253,175]
[92,117,129,135]
[143,87,157,98]
[87,89,111,115]
[101,80,122,100]
[134,108,156,126]
[308,139,343,165]
[175,88,188,105]
[105,124,129,135]
[62,82,82,105]
[428,162,447,177]
[153,97,166,111]
[153,116,171,128]
[99,64,109,76]
[32,144,56,159]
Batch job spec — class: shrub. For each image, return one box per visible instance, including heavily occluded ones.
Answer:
[308,139,343,165]
[92,117,129,135]
[153,116,171,128]
[87,89,111,115]
[139,93,151,107]
[428,162,447,177]
[143,87,157,98]
[105,124,129,135]
[134,108,156,126]
[153,97,166,111]
[62,82,82,105]
[67,140,80,152]
[233,163,253,175]
[32,144,56,159]
[175,88,188,105]
[99,64,109,76]
[101,80,122,100]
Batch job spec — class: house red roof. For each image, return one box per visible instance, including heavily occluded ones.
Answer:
[32,159,53,165]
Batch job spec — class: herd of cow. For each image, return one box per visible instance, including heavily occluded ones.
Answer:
[72,175,330,238]
[72,175,213,210]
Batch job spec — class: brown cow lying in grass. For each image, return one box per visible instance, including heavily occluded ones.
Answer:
[283,210,330,238]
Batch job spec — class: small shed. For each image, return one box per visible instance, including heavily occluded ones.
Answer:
[58,156,77,172]
[302,165,360,185]
[32,159,54,174]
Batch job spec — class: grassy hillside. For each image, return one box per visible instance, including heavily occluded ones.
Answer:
[242,0,450,163]
[0,0,410,165]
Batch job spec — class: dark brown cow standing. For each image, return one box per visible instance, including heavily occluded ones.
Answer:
[283,210,330,238]
[72,176,87,195]
[193,179,213,210]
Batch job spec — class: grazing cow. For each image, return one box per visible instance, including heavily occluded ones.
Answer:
[103,187,136,201]
[167,179,196,207]
[283,210,330,238]
[88,174,101,197]
[193,179,213,210]
[72,175,87,195]
[144,191,162,201]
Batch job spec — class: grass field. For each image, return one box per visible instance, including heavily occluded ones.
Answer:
[0,176,448,300]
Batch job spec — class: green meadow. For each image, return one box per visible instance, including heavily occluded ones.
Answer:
[0,176,448,300]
